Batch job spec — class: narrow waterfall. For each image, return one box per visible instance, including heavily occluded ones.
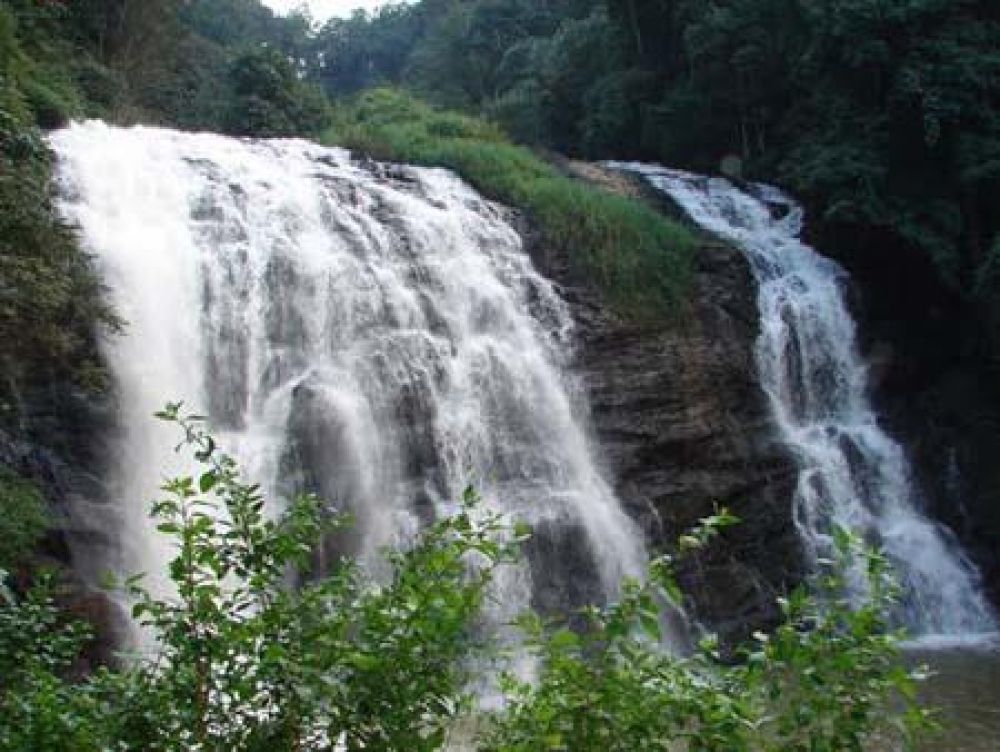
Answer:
[49,122,647,648]
[613,163,997,638]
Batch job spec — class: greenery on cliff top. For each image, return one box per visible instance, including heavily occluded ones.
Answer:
[325,88,696,318]
[0,0,328,135]
[312,0,1000,368]
[0,3,120,409]
[0,411,930,751]
[5,0,1000,369]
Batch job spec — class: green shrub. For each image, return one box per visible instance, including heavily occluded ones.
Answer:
[0,406,521,750]
[0,5,119,412]
[225,46,331,138]
[0,571,101,751]
[324,88,696,320]
[481,523,932,752]
[20,63,81,128]
[0,409,930,750]
[70,58,124,115]
[0,468,48,570]
[0,109,119,408]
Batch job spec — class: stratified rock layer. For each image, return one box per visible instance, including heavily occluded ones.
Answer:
[523,190,803,642]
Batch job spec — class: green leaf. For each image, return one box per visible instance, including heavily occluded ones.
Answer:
[513,520,533,541]
[198,471,217,493]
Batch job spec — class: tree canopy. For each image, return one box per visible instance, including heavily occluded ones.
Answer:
[310,0,1000,368]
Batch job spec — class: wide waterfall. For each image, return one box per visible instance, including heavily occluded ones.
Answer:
[49,122,647,649]
[613,163,997,638]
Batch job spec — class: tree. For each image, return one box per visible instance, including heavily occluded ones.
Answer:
[225,46,329,137]
[0,407,932,750]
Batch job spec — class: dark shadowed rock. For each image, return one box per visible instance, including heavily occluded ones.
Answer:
[520,170,803,643]
[0,381,124,663]
[524,517,604,619]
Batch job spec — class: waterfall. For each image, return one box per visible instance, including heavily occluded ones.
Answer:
[612,163,997,639]
[49,122,648,651]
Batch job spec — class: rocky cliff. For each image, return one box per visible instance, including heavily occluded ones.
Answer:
[524,168,804,643]
[822,221,1000,611]
[0,385,126,667]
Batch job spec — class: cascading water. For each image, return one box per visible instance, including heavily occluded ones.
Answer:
[612,163,997,639]
[49,121,648,654]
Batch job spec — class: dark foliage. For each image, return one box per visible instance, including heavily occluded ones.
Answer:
[311,0,1000,369]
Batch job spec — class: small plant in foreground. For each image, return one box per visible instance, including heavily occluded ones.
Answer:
[743,528,936,751]
[0,406,932,750]
[0,404,521,751]
[481,519,933,752]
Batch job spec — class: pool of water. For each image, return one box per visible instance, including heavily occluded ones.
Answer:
[906,642,1000,751]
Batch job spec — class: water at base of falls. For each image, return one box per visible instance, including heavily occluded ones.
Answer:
[49,121,649,655]
[611,162,998,639]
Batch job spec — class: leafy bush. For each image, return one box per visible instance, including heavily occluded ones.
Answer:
[481,523,932,752]
[0,122,120,405]
[19,63,82,129]
[743,539,927,751]
[485,79,551,145]
[0,469,48,570]
[0,409,930,750]
[0,571,105,751]
[225,46,330,138]
[325,88,696,320]
[0,5,120,414]
[0,406,521,750]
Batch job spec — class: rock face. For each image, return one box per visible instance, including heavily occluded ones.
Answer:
[801,218,1000,613]
[522,184,803,643]
[890,375,1000,611]
[0,386,129,668]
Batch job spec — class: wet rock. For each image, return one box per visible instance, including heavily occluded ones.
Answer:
[0,380,122,659]
[62,582,129,672]
[524,518,604,619]
[521,199,803,644]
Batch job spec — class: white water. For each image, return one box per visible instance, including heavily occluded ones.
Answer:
[49,122,647,653]
[612,163,997,638]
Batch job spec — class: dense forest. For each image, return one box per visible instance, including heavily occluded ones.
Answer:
[310,0,1000,366]
[2,0,326,134]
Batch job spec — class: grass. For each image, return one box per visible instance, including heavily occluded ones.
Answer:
[323,88,696,320]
